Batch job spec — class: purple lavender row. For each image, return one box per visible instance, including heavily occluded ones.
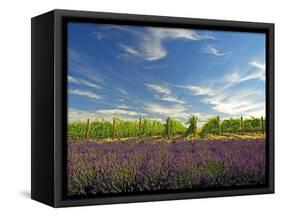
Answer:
[67,138,266,195]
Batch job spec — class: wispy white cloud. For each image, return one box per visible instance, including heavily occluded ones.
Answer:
[185,59,265,117]
[119,44,140,56]
[68,49,103,82]
[201,44,231,57]
[68,108,145,122]
[144,103,189,119]
[145,83,171,95]
[184,85,212,96]
[118,88,129,95]
[145,83,185,104]
[90,31,104,40]
[116,104,130,109]
[119,27,214,61]
[68,75,102,89]
[187,84,265,116]
[96,109,144,116]
[250,60,265,70]
[68,108,99,122]
[68,89,104,100]
[159,95,185,104]
[224,60,265,84]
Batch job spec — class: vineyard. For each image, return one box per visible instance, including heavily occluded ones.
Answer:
[67,115,266,196]
[68,116,265,140]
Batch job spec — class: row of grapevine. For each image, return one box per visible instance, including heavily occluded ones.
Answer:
[165,117,187,138]
[68,116,265,140]
[198,116,265,137]
[112,118,166,139]
[68,118,166,140]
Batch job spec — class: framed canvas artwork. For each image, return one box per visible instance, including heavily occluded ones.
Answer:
[31,9,274,207]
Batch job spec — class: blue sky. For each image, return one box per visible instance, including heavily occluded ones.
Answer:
[67,22,265,123]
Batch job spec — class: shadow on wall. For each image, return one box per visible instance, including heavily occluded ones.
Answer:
[19,191,31,199]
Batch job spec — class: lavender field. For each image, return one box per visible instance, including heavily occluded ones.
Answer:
[67,138,266,196]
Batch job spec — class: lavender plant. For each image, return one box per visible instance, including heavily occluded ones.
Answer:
[67,138,266,196]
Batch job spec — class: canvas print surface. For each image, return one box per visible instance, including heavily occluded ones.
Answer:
[67,22,266,197]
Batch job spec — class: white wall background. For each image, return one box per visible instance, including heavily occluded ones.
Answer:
[0,0,279,215]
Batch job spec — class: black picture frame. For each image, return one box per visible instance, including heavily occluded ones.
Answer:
[31,9,274,207]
